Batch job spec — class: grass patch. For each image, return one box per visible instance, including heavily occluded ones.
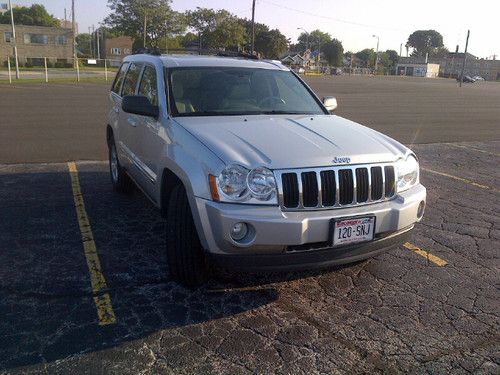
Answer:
[0,76,111,85]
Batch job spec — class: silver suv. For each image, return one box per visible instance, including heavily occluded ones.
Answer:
[107,53,426,286]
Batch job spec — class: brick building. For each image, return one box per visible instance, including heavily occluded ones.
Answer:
[1,24,74,65]
[100,35,133,66]
[437,52,500,81]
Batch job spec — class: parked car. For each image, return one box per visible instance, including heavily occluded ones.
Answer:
[457,75,476,83]
[107,53,426,286]
[472,75,485,81]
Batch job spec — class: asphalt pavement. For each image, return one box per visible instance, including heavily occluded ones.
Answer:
[0,76,499,374]
[0,76,499,163]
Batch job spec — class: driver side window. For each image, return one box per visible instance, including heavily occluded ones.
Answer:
[138,65,158,106]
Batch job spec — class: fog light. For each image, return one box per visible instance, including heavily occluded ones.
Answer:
[230,222,248,241]
[417,200,425,219]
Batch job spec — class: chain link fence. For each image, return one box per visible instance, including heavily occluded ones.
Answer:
[0,56,121,83]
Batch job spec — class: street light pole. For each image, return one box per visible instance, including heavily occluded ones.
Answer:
[372,34,379,72]
[251,0,256,54]
[8,0,19,79]
[297,27,309,51]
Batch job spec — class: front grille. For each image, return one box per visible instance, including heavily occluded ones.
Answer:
[277,164,396,210]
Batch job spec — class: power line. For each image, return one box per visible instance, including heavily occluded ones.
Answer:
[260,0,409,33]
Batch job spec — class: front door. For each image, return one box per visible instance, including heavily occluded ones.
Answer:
[135,64,164,199]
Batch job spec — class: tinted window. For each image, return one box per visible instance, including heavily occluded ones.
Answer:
[138,66,158,106]
[111,62,129,95]
[121,62,143,96]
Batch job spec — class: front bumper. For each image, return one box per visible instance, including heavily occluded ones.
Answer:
[193,184,425,259]
[210,227,412,272]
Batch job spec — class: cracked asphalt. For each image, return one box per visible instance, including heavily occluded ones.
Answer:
[0,141,498,374]
[0,78,499,374]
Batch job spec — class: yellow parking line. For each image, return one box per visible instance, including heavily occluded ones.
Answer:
[404,242,448,266]
[448,143,500,157]
[421,167,499,193]
[68,162,116,326]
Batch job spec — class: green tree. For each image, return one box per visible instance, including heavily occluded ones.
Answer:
[322,39,344,66]
[355,48,376,68]
[384,49,399,68]
[186,8,246,50]
[238,19,288,58]
[105,0,186,48]
[76,33,91,57]
[406,30,444,57]
[0,4,60,27]
[297,30,331,52]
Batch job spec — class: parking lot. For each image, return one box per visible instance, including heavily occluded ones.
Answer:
[0,76,499,374]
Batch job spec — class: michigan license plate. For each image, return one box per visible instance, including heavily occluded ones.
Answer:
[333,217,375,246]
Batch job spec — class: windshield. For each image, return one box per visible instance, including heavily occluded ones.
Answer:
[168,67,326,117]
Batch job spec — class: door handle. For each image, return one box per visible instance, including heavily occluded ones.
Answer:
[127,118,137,127]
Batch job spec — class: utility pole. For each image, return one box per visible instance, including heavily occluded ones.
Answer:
[143,13,147,48]
[92,25,95,57]
[8,0,19,79]
[89,27,92,58]
[96,28,100,59]
[399,43,402,57]
[251,0,256,54]
[373,34,379,72]
[459,30,470,87]
[72,0,76,68]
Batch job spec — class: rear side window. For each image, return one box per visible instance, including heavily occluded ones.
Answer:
[138,65,158,106]
[121,62,143,96]
[111,62,129,95]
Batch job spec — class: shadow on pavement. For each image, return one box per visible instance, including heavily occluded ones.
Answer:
[0,168,278,370]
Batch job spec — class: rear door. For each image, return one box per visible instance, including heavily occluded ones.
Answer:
[118,61,144,180]
[109,62,129,165]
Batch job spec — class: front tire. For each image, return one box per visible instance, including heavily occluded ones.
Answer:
[166,184,210,286]
[109,136,133,193]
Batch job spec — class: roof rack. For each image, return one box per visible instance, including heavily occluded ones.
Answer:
[133,47,260,60]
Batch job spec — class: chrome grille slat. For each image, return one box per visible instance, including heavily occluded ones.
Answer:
[276,163,397,211]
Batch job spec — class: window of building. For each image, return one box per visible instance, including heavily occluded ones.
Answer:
[111,47,122,55]
[4,32,12,43]
[138,66,158,106]
[56,35,67,45]
[24,34,48,44]
[1,3,8,10]
[121,62,143,96]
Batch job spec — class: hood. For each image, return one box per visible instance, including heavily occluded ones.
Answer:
[174,114,408,169]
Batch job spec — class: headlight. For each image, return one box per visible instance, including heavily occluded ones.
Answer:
[247,167,276,200]
[213,164,277,204]
[396,155,419,192]
[217,164,249,201]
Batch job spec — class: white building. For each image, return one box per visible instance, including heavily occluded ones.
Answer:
[396,57,440,78]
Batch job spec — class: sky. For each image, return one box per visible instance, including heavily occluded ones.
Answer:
[11,0,500,58]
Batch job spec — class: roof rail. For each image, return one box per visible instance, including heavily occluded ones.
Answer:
[141,47,261,60]
[132,47,162,56]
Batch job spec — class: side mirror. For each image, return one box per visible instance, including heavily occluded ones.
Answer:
[322,96,338,113]
[122,95,159,118]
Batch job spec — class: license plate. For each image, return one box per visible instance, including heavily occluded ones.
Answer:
[333,217,375,246]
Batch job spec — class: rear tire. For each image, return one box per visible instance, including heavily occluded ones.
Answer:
[166,184,210,287]
[109,136,133,193]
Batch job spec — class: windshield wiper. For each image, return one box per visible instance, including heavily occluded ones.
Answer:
[259,110,313,115]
